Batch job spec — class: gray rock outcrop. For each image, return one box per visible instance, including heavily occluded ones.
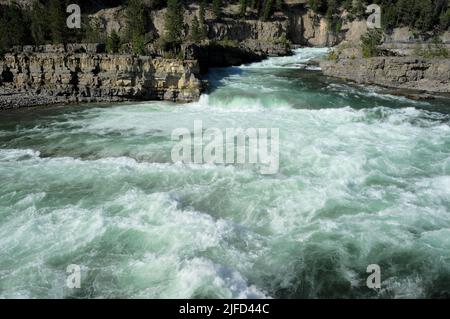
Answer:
[320,57,450,93]
[0,49,202,110]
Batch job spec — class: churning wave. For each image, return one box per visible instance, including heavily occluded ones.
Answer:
[0,48,449,298]
[241,47,329,69]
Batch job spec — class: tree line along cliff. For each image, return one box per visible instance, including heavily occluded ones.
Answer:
[1,0,449,109]
[1,1,449,57]
[1,0,295,55]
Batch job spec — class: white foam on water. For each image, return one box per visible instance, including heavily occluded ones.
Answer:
[241,47,330,69]
[0,148,41,161]
[1,47,450,298]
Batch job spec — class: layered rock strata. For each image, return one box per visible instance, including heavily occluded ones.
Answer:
[320,57,450,94]
[0,51,202,110]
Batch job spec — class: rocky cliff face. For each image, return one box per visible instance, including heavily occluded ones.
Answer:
[182,43,266,72]
[295,10,337,47]
[91,4,334,50]
[320,57,450,94]
[0,46,202,110]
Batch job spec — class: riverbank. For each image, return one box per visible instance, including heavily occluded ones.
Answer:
[0,49,205,110]
[0,0,329,110]
[0,39,294,110]
[3,47,450,111]
[320,56,450,96]
[319,37,450,97]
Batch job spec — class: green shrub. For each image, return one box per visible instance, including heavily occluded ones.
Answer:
[84,22,107,44]
[190,16,201,42]
[0,4,31,51]
[308,0,327,14]
[415,37,449,58]
[48,0,66,44]
[156,37,182,58]
[126,0,146,39]
[262,0,274,21]
[275,0,284,11]
[275,34,292,50]
[106,30,121,54]
[165,0,184,42]
[440,9,450,31]
[361,29,383,58]
[239,0,247,18]
[131,34,147,55]
[213,0,223,20]
[30,1,47,45]
[199,0,208,39]
[326,50,339,61]
[213,39,239,47]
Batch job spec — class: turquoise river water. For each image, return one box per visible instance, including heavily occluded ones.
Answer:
[0,48,450,298]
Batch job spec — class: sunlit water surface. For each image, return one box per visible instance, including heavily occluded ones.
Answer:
[1,48,450,298]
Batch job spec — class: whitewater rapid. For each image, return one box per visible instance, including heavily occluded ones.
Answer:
[0,48,449,298]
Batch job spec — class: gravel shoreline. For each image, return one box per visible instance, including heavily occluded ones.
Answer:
[0,87,133,111]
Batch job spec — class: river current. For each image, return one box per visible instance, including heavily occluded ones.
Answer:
[0,48,449,298]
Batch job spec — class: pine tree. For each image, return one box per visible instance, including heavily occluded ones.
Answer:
[48,0,65,44]
[326,0,337,20]
[361,28,383,58]
[199,1,208,39]
[381,4,398,31]
[190,15,201,42]
[126,0,146,39]
[239,0,247,18]
[0,5,30,51]
[83,19,106,44]
[351,0,366,18]
[440,8,450,31]
[308,0,326,14]
[262,0,274,21]
[131,34,146,55]
[106,30,121,53]
[250,0,263,16]
[30,1,48,45]
[342,0,352,11]
[165,0,184,42]
[126,0,148,54]
[213,0,223,20]
[0,12,4,54]
[396,0,411,26]
[275,0,284,11]
[414,0,434,31]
